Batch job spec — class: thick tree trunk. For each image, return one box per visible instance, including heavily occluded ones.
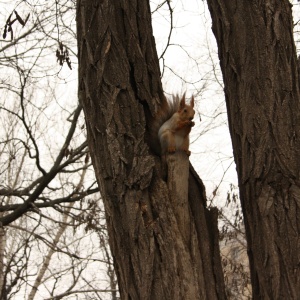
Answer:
[207,1,300,299]
[76,0,225,299]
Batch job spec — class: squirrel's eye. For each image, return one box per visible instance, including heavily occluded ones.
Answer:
[184,109,187,112]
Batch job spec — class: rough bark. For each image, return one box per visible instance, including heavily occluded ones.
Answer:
[76,0,225,299]
[207,1,300,299]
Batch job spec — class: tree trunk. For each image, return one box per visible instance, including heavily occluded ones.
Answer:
[207,1,300,299]
[76,0,225,299]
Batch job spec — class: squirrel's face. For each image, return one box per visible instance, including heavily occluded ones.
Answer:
[178,95,195,120]
[180,105,195,121]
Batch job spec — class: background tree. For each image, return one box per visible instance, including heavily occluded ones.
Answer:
[207,0,300,298]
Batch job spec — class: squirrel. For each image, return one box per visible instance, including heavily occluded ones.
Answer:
[158,94,195,155]
[147,93,195,157]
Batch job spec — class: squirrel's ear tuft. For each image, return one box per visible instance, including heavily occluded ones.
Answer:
[190,95,195,107]
[179,93,186,110]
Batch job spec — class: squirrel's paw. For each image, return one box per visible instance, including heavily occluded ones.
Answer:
[183,120,195,127]
[186,120,195,127]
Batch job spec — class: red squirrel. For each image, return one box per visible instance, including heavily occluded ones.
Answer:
[147,94,195,156]
[158,94,195,155]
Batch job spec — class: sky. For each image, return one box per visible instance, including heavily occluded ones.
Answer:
[151,0,238,205]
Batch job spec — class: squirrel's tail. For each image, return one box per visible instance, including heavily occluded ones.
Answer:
[145,94,183,155]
